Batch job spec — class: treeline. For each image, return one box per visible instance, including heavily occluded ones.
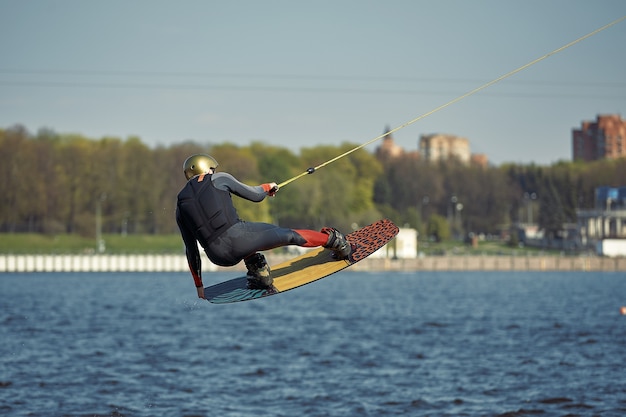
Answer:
[1,125,625,241]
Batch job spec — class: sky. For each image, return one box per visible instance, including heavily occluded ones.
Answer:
[1,0,625,166]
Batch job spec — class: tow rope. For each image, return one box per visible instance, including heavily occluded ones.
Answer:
[277,15,625,189]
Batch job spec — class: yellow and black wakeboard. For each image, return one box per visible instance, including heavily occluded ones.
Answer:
[204,219,399,304]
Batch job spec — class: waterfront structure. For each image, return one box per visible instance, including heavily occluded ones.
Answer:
[577,186,626,256]
[572,114,626,161]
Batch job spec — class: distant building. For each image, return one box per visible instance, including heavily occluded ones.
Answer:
[375,126,404,160]
[470,153,489,168]
[369,227,417,259]
[576,186,626,256]
[419,134,470,164]
[572,114,626,161]
[375,127,487,166]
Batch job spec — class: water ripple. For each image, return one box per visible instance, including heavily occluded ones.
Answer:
[1,271,625,416]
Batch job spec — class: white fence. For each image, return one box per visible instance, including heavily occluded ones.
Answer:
[1,253,624,273]
[0,254,218,273]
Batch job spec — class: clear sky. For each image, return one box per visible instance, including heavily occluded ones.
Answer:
[1,0,624,165]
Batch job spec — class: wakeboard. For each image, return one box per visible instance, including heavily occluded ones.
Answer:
[204,219,399,304]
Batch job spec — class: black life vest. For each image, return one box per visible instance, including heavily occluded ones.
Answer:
[176,173,240,246]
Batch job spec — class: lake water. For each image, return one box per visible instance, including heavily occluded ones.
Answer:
[1,271,625,417]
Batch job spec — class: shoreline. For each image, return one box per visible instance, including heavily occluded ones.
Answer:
[1,254,624,273]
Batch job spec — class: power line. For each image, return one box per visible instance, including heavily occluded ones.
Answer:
[0,80,623,100]
[0,68,624,88]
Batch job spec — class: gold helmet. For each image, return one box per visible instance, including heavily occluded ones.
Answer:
[182,154,218,180]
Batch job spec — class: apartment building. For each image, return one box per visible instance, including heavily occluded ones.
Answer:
[572,114,626,161]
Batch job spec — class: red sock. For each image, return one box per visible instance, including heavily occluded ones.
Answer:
[294,229,329,247]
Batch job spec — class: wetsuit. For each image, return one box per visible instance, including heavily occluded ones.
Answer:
[176,172,329,288]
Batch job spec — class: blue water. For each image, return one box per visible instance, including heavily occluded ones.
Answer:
[1,271,625,417]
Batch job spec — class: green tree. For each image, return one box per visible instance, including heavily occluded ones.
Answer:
[427,214,450,242]
[211,143,260,182]
[0,126,31,231]
[3,124,626,245]
[248,142,301,225]
[55,134,97,234]
[32,129,64,233]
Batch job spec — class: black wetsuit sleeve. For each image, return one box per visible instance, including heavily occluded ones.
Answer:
[212,172,268,202]
[176,208,203,287]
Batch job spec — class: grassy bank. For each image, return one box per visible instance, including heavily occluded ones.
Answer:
[0,233,183,254]
[0,233,562,256]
